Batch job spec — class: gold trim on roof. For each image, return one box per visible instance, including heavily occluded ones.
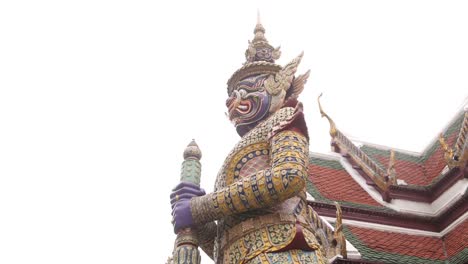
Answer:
[438,133,457,168]
[334,202,347,258]
[386,149,397,185]
[439,133,467,169]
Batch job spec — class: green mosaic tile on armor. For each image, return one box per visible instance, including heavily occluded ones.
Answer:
[309,156,345,171]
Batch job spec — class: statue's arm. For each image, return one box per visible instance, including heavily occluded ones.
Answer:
[195,221,217,260]
[190,128,308,225]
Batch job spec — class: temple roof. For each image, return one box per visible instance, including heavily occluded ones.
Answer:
[314,95,467,203]
[359,109,465,186]
[305,102,468,263]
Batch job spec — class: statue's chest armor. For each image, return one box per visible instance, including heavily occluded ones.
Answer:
[215,135,270,190]
[238,149,270,178]
[215,107,295,191]
[228,142,271,184]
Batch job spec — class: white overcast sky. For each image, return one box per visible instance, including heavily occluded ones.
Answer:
[0,1,467,263]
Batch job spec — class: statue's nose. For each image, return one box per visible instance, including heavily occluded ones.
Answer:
[226,96,235,108]
[226,90,241,107]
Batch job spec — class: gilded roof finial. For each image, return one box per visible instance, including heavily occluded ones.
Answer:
[318,93,338,138]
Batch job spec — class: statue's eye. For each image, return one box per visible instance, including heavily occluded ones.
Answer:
[239,89,247,98]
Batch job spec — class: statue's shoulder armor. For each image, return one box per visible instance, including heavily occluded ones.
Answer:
[214,105,306,190]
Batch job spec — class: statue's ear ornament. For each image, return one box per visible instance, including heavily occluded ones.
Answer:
[245,40,257,64]
[288,69,311,100]
[272,46,281,61]
[264,52,306,96]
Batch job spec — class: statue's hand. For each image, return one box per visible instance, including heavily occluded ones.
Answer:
[170,182,205,233]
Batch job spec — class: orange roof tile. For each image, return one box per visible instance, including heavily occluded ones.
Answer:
[309,164,382,207]
[444,220,468,258]
[348,226,446,260]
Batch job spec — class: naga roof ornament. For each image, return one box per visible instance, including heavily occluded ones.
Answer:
[438,133,464,169]
[317,93,338,138]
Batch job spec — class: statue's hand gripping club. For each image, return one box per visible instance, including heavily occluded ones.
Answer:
[169,140,204,264]
[170,182,205,232]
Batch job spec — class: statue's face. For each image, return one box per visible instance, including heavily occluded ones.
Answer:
[226,74,271,136]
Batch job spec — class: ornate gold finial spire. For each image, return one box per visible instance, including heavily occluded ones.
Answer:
[318,93,338,138]
[245,11,281,63]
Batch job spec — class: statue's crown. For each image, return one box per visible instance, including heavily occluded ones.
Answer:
[227,13,282,95]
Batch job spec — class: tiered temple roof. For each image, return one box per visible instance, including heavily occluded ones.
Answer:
[306,99,467,264]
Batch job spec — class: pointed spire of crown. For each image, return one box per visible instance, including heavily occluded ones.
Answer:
[252,10,267,43]
[228,13,283,95]
[245,10,281,63]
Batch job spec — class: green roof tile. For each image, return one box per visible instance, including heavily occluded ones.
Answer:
[448,248,468,264]
[310,156,345,171]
